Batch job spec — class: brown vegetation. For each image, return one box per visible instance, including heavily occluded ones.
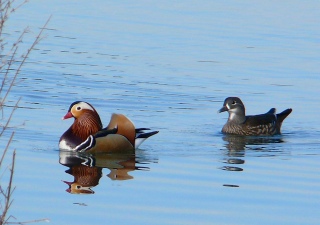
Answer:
[1,0,49,224]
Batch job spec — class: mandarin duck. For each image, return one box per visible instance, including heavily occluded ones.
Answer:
[59,101,158,153]
[63,165,102,194]
[218,97,292,136]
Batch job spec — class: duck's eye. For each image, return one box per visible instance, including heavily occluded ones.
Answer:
[232,101,236,105]
[76,106,81,111]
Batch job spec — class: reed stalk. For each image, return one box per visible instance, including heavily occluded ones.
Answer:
[1,0,50,224]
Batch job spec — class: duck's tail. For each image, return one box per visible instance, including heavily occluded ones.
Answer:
[277,108,292,123]
[276,108,292,131]
[135,128,159,148]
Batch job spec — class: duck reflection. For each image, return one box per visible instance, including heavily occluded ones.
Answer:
[59,150,152,194]
[64,164,102,194]
[223,135,285,152]
[221,135,284,187]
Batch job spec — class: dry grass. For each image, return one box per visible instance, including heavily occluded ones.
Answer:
[1,0,50,224]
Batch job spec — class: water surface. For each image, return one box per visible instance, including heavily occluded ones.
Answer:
[1,0,320,224]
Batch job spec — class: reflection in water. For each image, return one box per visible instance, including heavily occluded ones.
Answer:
[64,165,102,194]
[221,135,285,188]
[59,151,155,194]
[223,135,285,151]
[223,184,240,188]
[221,165,243,172]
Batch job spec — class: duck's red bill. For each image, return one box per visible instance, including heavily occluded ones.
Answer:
[62,112,73,120]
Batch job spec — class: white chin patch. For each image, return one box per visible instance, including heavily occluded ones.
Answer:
[229,110,237,121]
[229,113,236,120]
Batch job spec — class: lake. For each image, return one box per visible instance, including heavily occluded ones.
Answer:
[1,0,319,224]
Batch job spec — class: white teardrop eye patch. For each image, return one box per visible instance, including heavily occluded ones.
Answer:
[73,102,94,112]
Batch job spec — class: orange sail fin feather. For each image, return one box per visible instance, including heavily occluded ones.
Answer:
[59,101,158,153]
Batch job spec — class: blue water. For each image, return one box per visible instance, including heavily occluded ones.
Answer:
[1,0,319,224]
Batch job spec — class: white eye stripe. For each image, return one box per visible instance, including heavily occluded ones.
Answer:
[75,102,95,111]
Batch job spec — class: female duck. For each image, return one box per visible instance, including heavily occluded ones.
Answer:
[218,97,292,136]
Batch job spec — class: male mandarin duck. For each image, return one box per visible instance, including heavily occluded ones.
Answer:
[218,97,292,136]
[59,101,158,153]
[63,165,102,194]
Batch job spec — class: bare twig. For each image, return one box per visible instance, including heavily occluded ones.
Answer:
[1,15,50,105]
[0,132,14,168]
[0,150,16,225]
[0,98,20,137]
[6,218,50,224]
[0,29,26,96]
[0,1,51,224]
[0,1,29,37]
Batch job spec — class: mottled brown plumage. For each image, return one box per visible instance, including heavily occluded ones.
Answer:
[218,97,292,136]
